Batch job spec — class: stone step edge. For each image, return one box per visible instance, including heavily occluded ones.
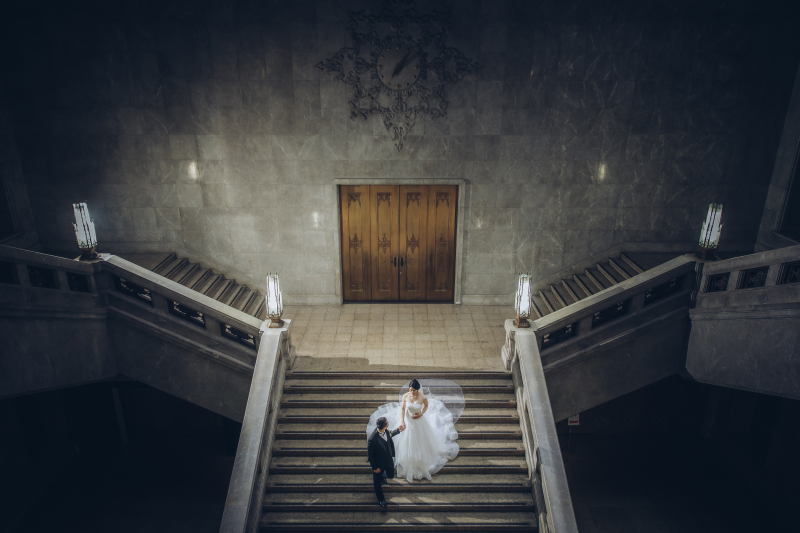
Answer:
[259,522,535,532]
[280,400,517,407]
[277,415,520,423]
[263,503,535,512]
[272,448,525,456]
[286,372,511,378]
[269,466,527,475]
[274,432,522,440]
[282,386,514,391]
[265,484,531,493]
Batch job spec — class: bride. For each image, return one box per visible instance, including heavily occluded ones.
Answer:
[366,378,460,482]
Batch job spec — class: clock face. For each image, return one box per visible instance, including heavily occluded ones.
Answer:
[377,43,420,91]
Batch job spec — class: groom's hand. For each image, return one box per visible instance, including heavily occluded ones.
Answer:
[373,468,381,473]
[398,424,406,431]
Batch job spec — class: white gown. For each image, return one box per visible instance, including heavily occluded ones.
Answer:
[367,397,459,482]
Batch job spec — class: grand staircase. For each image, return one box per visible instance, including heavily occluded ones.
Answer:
[119,253,266,319]
[261,371,537,531]
[530,252,673,318]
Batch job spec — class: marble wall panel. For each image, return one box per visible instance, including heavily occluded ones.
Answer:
[3,0,799,302]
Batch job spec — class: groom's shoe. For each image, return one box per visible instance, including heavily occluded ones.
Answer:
[378,500,387,509]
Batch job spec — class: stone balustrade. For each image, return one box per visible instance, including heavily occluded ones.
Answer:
[695,243,800,308]
[220,321,294,533]
[0,245,274,421]
[507,330,578,533]
[688,244,800,399]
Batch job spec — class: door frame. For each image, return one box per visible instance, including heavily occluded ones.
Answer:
[333,179,466,305]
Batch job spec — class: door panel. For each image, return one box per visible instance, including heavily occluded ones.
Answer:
[340,185,371,301]
[369,185,399,300]
[426,185,458,301]
[399,185,429,301]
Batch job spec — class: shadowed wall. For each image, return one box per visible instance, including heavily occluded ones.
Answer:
[2,0,799,303]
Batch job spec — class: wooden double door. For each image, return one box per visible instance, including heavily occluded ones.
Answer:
[340,185,458,302]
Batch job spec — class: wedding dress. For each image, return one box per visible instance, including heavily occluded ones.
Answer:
[366,380,462,482]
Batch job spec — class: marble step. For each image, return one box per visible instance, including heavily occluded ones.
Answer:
[269,457,527,475]
[283,377,511,386]
[275,423,521,440]
[260,512,536,531]
[272,440,525,456]
[264,491,533,507]
[282,383,513,394]
[266,473,531,491]
[281,397,517,408]
[264,494,534,513]
[286,371,510,380]
[278,410,519,424]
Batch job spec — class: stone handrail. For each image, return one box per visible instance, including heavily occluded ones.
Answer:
[517,254,698,370]
[687,244,800,399]
[501,254,702,533]
[696,243,800,306]
[508,330,577,533]
[220,321,294,533]
[0,245,263,377]
[101,254,262,357]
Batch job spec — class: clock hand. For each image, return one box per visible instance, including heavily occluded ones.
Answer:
[391,49,413,78]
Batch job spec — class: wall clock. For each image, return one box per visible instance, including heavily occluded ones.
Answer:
[316,0,481,151]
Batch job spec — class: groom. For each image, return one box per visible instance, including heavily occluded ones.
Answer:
[367,416,405,509]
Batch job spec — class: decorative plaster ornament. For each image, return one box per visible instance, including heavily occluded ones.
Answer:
[316,0,481,151]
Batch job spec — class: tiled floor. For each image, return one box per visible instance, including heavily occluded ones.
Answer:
[282,304,514,371]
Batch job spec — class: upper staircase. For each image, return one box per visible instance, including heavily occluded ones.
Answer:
[530,252,673,318]
[119,253,266,320]
[261,371,537,532]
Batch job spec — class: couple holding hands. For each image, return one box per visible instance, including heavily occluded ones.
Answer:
[366,378,462,509]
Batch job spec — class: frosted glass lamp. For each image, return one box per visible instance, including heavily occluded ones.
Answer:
[73,202,98,259]
[699,203,723,260]
[266,273,284,328]
[514,274,533,328]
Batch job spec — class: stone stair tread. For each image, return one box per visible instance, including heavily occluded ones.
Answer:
[264,492,534,505]
[280,394,515,403]
[261,511,536,526]
[281,386,512,394]
[283,378,512,387]
[168,260,194,281]
[117,253,173,271]
[286,371,510,380]
[271,456,527,467]
[273,440,525,451]
[267,473,530,488]
[180,265,209,288]
[277,423,520,433]
[278,407,519,417]
[261,524,534,532]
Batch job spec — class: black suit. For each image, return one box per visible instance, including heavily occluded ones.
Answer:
[367,427,400,502]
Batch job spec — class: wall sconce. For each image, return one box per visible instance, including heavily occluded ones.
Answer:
[699,203,723,260]
[266,273,284,328]
[514,274,533,328]
[73,202,98,259]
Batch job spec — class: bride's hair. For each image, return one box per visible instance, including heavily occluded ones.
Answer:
[409,379,421,391]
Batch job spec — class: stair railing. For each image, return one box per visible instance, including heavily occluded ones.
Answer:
[509,330,578,533]
[504,254,700,533]
[693,243,800,308]
[687,244,800,397]
[0,245,265,406]
[220,321,294,533]
[101,254,263,371]
[530,255,697,371]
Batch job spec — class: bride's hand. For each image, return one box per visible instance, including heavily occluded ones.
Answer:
[411,413,421,419]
